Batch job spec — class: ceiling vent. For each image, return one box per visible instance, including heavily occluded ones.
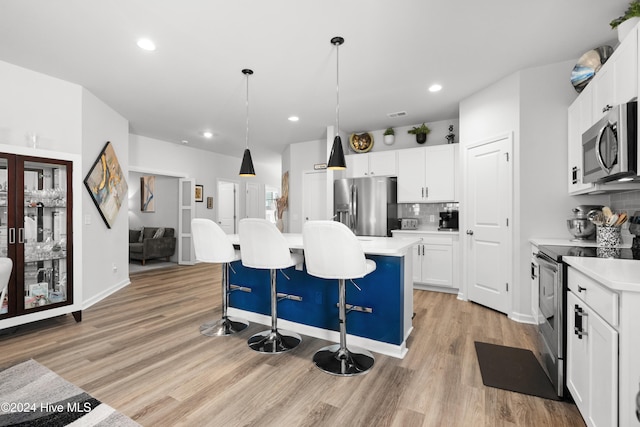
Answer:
[387,111,407,118]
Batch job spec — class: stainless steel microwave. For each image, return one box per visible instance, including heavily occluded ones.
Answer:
[582,100,637,183]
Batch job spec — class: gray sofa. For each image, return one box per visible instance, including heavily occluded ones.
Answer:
[129,227,176,265]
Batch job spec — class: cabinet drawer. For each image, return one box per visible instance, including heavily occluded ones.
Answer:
[567,267,619,327]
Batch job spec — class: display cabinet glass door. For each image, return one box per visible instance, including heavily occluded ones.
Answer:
[0,154,73,319]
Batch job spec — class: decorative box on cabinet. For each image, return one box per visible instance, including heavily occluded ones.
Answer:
[345,151,397,178]
[397,145,455,203]
[0,150,80,328]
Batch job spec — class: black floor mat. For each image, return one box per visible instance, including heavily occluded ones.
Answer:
[474,341,561,401]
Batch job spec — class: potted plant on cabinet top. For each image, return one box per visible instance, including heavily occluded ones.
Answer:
[407,123,431,144]
[610,0,640,42]
[383,127,395,145]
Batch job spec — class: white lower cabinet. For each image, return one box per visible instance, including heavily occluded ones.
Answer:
[566,267,619,427]
[393,231,459,290]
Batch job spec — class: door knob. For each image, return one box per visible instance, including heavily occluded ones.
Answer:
[466,230,474,235]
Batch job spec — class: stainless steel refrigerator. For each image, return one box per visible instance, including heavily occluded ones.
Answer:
[334,177,398,237]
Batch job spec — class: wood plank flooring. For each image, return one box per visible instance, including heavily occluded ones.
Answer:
[0,263,585,426]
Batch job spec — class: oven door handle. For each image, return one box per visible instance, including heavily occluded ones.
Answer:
[535,253,558,272]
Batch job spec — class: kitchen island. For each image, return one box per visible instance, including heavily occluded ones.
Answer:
[226,234,420,358]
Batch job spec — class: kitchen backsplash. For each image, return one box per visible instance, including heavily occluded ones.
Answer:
[609,189,640,243]
[398,202,459,228]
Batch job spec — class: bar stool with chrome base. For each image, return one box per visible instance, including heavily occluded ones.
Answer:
[239,218,303,353]
[191,218,249,336]
[303,220,376,376]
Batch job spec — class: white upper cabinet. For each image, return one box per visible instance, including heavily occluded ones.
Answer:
[397,145,456,203]
[568,95,596,194]
[345,151,397,178]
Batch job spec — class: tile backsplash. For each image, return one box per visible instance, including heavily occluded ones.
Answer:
[609,189,640,243]
[398,202,459,228]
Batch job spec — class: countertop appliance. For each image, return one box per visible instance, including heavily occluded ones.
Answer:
[582,100,637,183]
[533,245,567,398]
[566,205,602,241]
[438,209,458,231]
[334,177,397,237]
[400,218,418,230]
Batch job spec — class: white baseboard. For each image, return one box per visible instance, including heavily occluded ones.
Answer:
[82,278,131,310]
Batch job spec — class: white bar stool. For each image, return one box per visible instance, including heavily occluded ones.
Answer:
[191,218,249,336]
[239,218,303,353]
[302,220,376,376]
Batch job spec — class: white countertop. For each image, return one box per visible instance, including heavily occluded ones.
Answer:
[391,229,460,235]
[228,233,420,257]
[529,237,631,248]
[563,256,640,292]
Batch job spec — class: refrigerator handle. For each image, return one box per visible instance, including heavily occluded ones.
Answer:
[353,184,358,230]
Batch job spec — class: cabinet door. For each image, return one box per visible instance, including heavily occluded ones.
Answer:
[397,147,426,202]
[421,244,453,287]
[424,145,455,202]
[567,291,590,412]
[412,244,422,284]
[593,66,614,122]
[568,98,594,194]
[614,25,638,105]
[587,303,618,427]
[21,158,72,314]
[368,151,397,176]
[345,154,369,178]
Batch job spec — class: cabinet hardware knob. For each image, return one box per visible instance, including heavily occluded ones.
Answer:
[466,230,474,235]
[603,104,613,113]
[577,285,586,293]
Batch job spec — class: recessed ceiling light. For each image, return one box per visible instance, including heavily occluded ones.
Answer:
[137,38,156,51]
[203,131,213,139]
[429,84,442,92]
[288,116,299,122]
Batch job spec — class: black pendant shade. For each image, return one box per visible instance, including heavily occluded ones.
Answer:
[327,135,346,170]
[239,148,255,176]
[239,68,256,177]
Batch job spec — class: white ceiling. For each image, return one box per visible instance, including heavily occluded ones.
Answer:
[0,1,629,163]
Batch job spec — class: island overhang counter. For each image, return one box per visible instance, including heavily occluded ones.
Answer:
[226,234,420,358]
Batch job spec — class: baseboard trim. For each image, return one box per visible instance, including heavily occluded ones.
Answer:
[82,278,131,310]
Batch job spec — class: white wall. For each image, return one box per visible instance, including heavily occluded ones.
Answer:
[0,59,130,312]
[460,60,608,322]
[81,89,130,307]
[128,134,280,224]
[0,60,82,154]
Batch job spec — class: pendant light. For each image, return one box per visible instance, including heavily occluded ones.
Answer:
[327,36,346,170]
[239,68,256,177]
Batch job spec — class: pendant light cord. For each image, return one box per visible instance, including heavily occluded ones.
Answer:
[335,41,340,136]
[245,73,250,149]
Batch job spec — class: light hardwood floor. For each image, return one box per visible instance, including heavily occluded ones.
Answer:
[0,263,585,426]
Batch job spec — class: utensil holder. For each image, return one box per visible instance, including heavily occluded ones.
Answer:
[596,225,621,247]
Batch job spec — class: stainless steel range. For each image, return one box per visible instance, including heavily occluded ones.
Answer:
[534,245,566,398]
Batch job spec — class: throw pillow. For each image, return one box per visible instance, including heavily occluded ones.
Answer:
[138,227,144,242]
[153,227,165,239]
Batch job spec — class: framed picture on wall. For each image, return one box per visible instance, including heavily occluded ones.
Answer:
[84,141,129,228]
[140,175,155,212]
[206,196,213,209]
[195,184,204,202]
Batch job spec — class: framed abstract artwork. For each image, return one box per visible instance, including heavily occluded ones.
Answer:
[84,141,129,228]
[140,175,155,212]
[206,196,213,209]
[195,184,203,202]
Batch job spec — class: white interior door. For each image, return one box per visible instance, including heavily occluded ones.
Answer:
[245,182,264,219]
[465,134,512,314]
[178,178,196,265]
[217,180,239,233]
[303,170,327,222]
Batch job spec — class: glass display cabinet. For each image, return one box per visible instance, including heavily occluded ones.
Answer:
[0,153,75,320]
